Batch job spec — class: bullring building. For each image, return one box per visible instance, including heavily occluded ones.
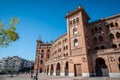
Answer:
[34,6,120,77]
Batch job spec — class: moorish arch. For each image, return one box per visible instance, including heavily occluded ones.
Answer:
[56,62,60,76]
[108,30,120,40]
[93,36,98,44]
[95,57,109,77]
[116,32,120,39]
[65,61,69,76]
[109,33,114,40]
[118,57,120,71]
[50,64,54,75]
[73,27,77,35]
[47,65,49,75]
[74,38,78,46]
[93,34,104,44]
[98,35,104,42]
[112,44,117,48]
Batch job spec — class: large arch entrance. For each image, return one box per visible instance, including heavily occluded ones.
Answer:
[39,68,42,73]
[56,63,60,76]
[118,57,120,71]
[47,65,49,75]
[95,58,109,77]
[65,61,69,76]
[74,64,82,76]
[50,64,54,75]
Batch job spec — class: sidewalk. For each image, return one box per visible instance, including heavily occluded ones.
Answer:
[0,73,120,80]
[0,74,33,80]
[38,73,120,80]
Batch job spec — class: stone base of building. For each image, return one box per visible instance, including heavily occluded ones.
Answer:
[89,73,96,77]
[48,73,50,75]
[53,73,56,76]
[82,73,90,77]
[61,73,64,76]
[69,73,74,76]
[109,73,120,77]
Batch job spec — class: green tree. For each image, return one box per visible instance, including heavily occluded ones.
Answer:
[0,18,19,47]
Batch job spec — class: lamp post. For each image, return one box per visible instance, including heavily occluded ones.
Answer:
[35,53,41,80]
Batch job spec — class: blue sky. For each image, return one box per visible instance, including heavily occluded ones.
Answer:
[0,0,120,61]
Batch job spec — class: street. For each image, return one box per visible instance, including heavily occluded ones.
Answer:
[0,74,32,80]
[0,73,120,80]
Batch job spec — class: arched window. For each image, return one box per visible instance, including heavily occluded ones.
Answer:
[109,33,114,40]
[40,60,43,64]
[116,32,120,39]
[66,45,68,50]
[93,36,98,44]
[115,23,118,27]
[110,23,114,27]
[95,46,99,50]
[47,49,50,52]
[66,53,68,56]
[101,46,105,49]
[69,21,72,25]
[41,49,44,52]
[73,28,77,35]
[63,46,65,50]
[95,58,109,76]
[106,25,109,29]
[74,39,78,46]
[41,54,43,58]
[99,27,102,31]
[99,35,103,42]
[76,17,79,23]
[112,44,117,48]
[73,19,75,24]
[95,27,98,31]
[91,29,94,33]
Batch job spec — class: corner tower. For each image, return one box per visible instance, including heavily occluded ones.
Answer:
[65,6,91,77]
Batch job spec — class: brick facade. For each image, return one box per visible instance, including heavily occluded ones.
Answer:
[34,6,120,77]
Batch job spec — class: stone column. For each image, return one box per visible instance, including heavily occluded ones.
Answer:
[61,61,65,76]
[81,56,90,77]
[69,61,74,76]
[53,63,56,76]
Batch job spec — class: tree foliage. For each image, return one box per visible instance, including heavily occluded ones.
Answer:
[0,18,19,47]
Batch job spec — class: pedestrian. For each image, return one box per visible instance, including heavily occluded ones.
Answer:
[30,73,33,78]
[17,72,19,76]
[33,73,36,80]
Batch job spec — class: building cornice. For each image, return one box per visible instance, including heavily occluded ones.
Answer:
[65,6,90,20]
[52,33,67,44]
[90,14,120,25]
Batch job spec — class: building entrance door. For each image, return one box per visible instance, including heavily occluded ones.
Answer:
[50,64,54,75]
[74,64,82,76]
[56,63,60,76]
[95,58,109,77]
[65,61,69,76]
[40,68,42,73]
